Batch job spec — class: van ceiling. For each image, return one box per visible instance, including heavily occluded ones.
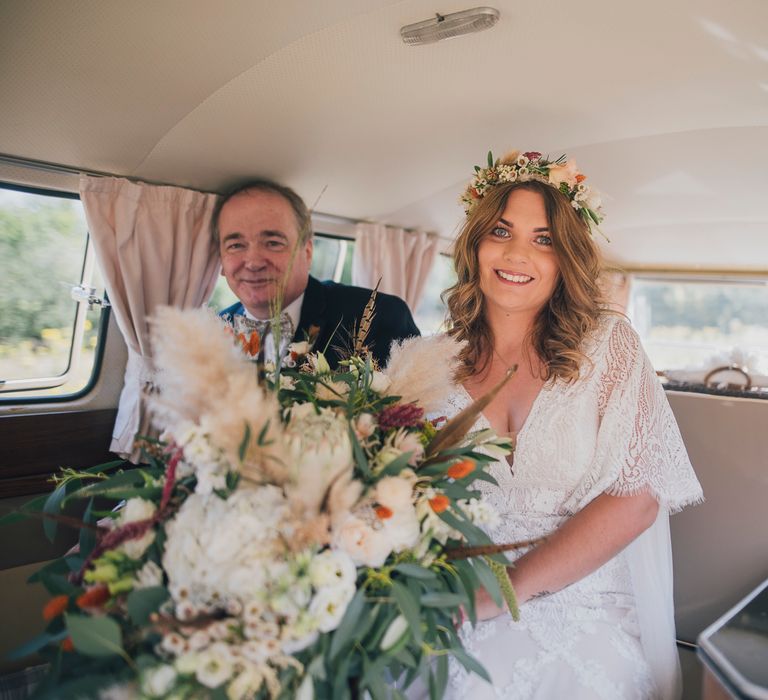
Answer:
[0,0,766,270]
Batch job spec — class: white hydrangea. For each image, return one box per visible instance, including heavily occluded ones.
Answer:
[163,485,291,609]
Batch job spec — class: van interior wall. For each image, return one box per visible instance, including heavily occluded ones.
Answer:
[0,316,128,674]
[668,392,768,643]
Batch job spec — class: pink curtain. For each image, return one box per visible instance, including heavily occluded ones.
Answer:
[351,223,438,311]
[79,176,220,461]
[600,270,631,313]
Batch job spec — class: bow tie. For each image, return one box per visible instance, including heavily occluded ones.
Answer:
[233,312,295,344]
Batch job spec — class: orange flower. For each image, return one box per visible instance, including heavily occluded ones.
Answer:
[42,595,69,621]
[576,173,587,183]
[61,636,75,653]
[429,495,450,514]
[375,505,393,520]
[238,331,260,357]
[76,585,110,610]
[447,459,476,479]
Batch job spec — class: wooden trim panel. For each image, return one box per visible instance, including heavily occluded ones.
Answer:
[0,409,117,498]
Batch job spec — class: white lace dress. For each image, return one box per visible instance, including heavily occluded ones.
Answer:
[436,315,703,700]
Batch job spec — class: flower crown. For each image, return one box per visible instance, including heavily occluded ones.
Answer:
[460,150,605,235]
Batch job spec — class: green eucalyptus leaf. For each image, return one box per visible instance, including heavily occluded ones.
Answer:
[420,591,465,608]
[42,484,67,542]
[472,557,504,606]
[451,647,491,683]
[126,586,169,626]
[390,580,422,646]
[65,613,124,658]
[5,628,67,660]
[329,587,366,661]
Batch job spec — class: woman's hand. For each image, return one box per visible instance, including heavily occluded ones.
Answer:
[474,586,507,621]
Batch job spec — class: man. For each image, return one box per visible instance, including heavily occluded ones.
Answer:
[214,179,420,368]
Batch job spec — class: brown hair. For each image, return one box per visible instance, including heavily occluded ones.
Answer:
[445,179,605,382]
[211,178,313,245]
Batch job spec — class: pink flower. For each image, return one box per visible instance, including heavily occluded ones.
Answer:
[547,159,580,188]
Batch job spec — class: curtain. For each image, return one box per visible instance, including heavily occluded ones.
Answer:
[80,176,220,462]
[600,270,631,313]
[351,223,438,311]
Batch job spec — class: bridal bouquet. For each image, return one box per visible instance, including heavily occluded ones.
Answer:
[7,305,516,700]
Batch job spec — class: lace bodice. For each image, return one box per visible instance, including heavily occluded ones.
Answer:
[432,314,703,699]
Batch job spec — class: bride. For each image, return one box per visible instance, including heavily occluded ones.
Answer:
[429,151,702,699]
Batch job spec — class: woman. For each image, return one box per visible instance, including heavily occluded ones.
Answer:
[439,151,702,699]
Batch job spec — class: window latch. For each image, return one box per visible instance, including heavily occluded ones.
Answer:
[70,284,110,309]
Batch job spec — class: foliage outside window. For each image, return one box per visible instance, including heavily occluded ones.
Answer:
[0,186,105,399]
[627,276,768,378]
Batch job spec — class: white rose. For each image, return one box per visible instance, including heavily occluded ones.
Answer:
[141,665,177,698]
[309,585,355,632]
[309,549,357,588]
[375,476,414,511]
[333,514,392,568]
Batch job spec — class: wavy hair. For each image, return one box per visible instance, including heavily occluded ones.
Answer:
[445,179,605,382]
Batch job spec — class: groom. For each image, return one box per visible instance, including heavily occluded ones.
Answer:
[214,178,420,368]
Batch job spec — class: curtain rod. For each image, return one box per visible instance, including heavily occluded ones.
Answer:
[0,152,450,234]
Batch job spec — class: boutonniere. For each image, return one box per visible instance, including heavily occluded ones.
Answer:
[283,324,322,368]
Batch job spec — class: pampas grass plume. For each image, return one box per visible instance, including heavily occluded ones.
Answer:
[384,335,464,414]
[149,307,285,481]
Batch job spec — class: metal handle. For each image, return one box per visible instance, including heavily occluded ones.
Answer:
[703,365,752,391]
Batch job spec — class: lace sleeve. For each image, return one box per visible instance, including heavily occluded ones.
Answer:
[584,318,703,513]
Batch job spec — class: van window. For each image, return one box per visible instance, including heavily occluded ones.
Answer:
[627,275,768,377]
[0,185,107,399]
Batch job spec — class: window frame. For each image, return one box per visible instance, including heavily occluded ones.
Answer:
[0,182,111,404]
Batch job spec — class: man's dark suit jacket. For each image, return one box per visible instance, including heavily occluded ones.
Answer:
[220,276,420,368]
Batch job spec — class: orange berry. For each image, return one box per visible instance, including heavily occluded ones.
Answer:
[447,459,475,479]
[76,585,110,610]
[375,505,393,520]
[429,495,450,514]
[576,174,587,183]
[42,595,69,621]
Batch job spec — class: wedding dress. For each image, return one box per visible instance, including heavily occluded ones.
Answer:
[435,315,703,700]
